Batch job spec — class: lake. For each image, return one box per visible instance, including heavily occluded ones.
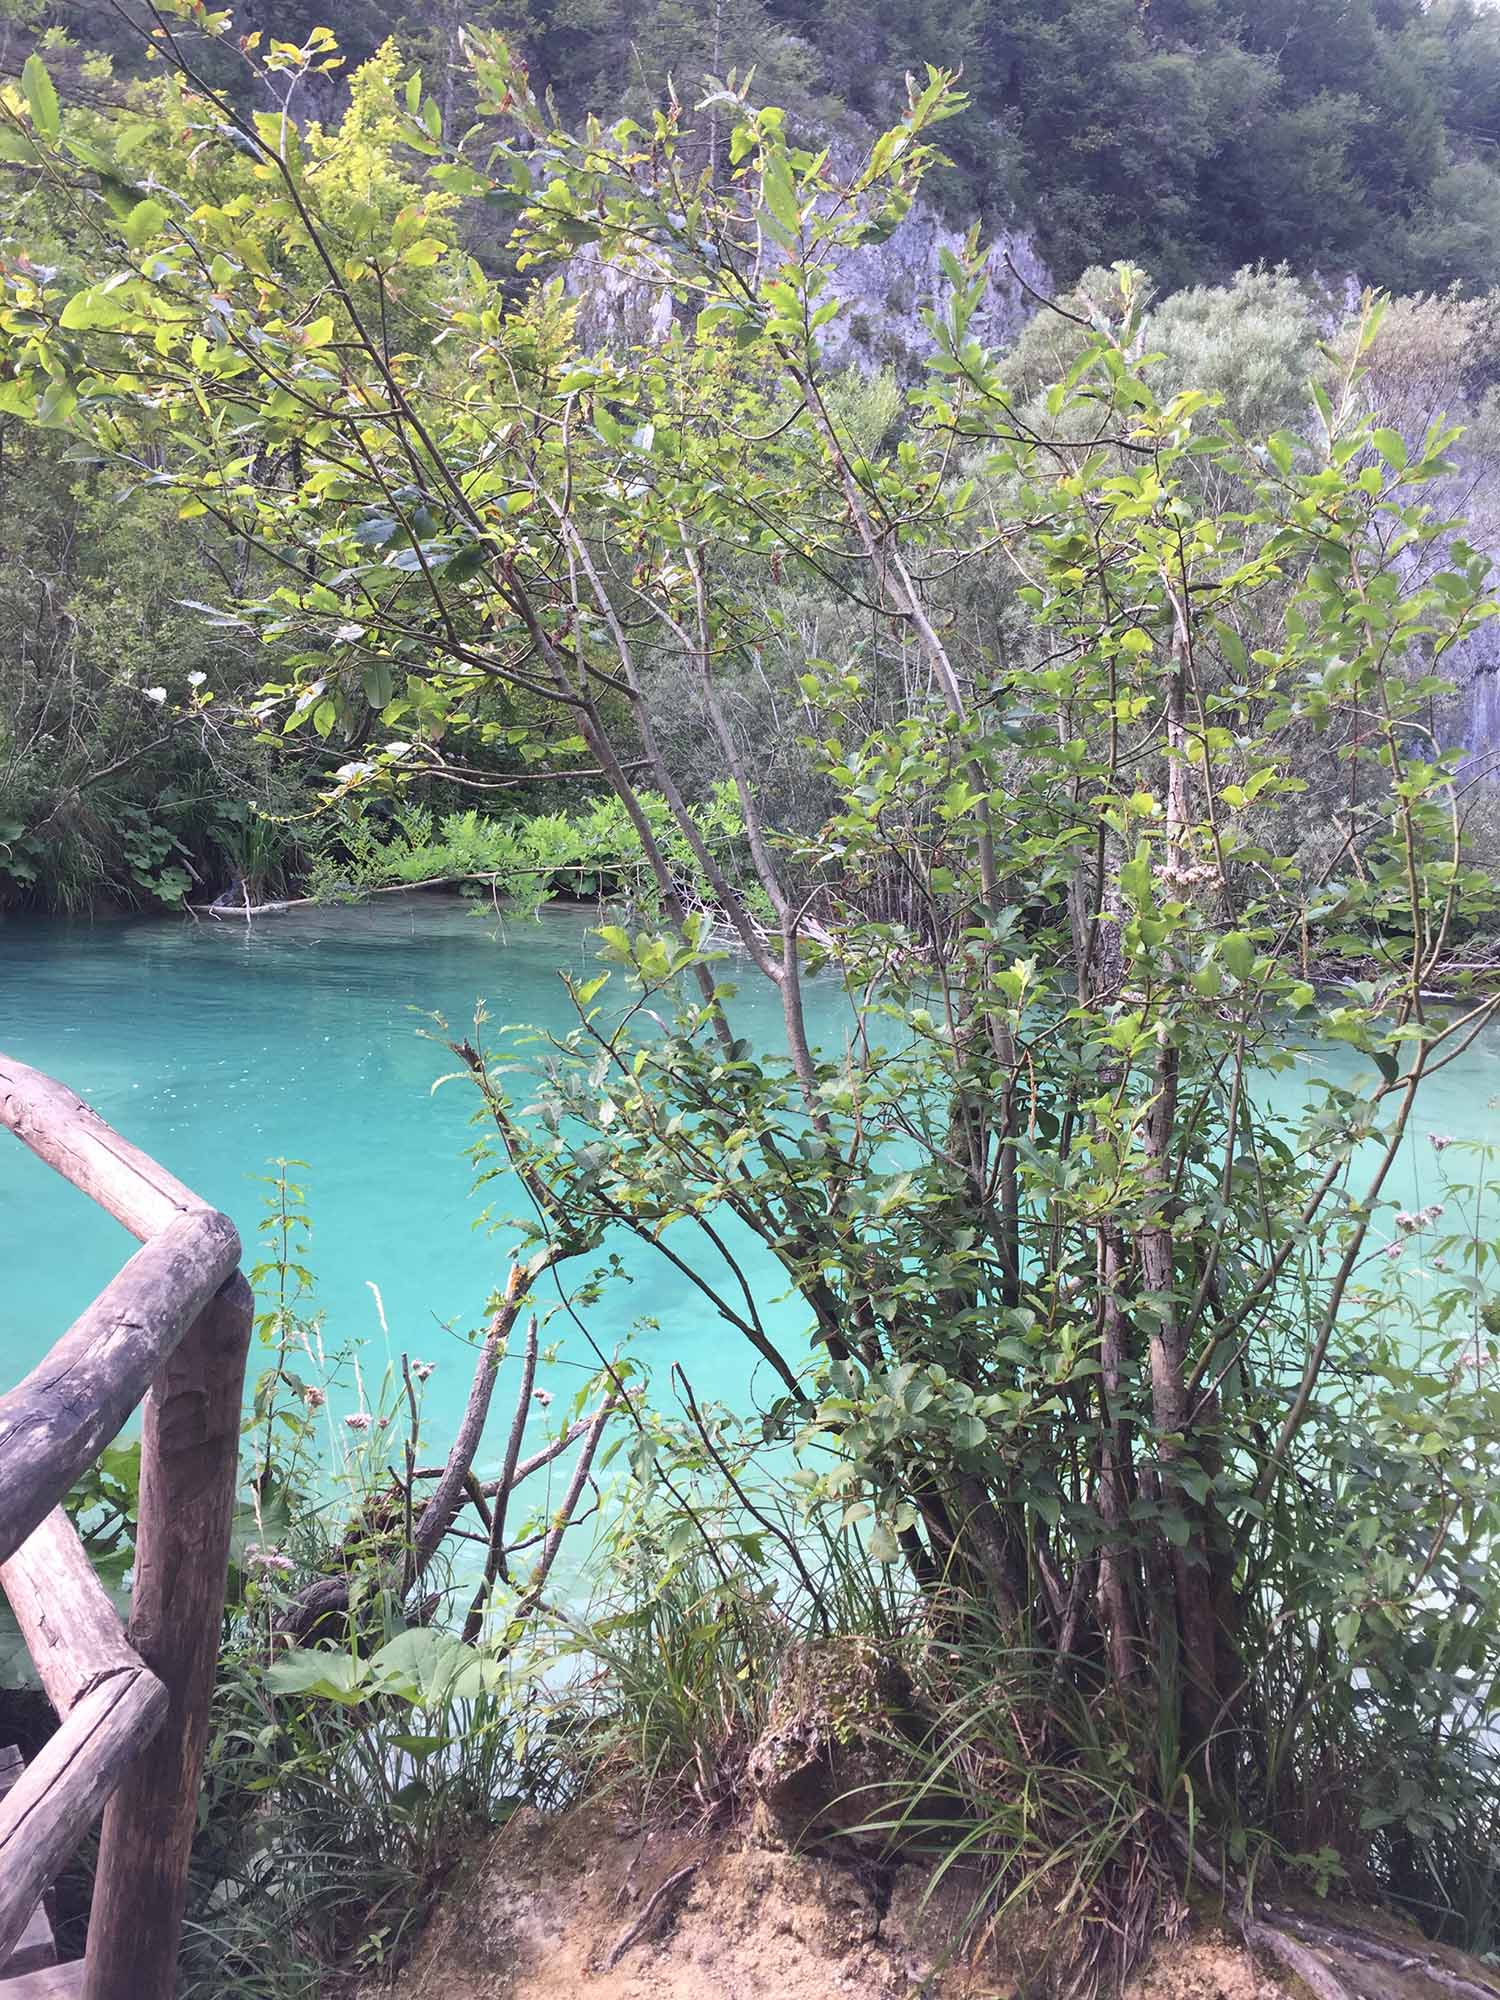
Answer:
[3,893,1499,1485]
[0,897,851,1480]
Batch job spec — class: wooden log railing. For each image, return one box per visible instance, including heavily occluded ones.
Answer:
[0,1053,253,2000]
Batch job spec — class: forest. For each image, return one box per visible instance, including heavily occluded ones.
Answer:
[9,0,1500,911]
[3,2,1500,1997]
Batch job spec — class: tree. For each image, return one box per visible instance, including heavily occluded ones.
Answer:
[6,10,1500,1939]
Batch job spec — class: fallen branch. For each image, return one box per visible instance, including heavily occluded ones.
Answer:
[189,876,501,918]
[1268,1907,1500,2000]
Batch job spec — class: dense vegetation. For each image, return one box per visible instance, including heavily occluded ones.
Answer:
[8,1,1500,911]
[6,4,1500,1995]
[25,0,1500,290]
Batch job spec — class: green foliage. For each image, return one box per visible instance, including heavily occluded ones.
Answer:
[187,1593,557,1990]
[11,16,1500,1970]
[303,785,754,916]
[30,0,1500,291]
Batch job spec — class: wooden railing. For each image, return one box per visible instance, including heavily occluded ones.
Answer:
[0,1054,252,2000]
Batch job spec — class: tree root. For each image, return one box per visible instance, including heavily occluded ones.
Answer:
[1243,1918,1358,2000]
[1169,1824,1500,2000]
[598,1862,698,1971]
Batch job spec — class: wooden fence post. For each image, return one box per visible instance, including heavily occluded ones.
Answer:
[81,1271,254,2000]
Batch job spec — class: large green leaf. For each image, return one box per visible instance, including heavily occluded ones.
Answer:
[22,54,59,143]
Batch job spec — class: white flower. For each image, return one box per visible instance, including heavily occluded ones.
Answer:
[144,686,167,704]
[335,761,373,784]
[187,670,206,688]
[1385,1243,1404,1261]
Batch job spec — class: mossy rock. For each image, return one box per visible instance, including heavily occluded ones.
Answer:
[746,1636,920,1852]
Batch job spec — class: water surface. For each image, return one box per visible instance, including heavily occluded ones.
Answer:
[0,898,839,1469]
[3,895,1498,1480]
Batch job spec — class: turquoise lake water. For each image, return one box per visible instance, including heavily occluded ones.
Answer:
[0,897,856,1486]
[3,894,1499,1490]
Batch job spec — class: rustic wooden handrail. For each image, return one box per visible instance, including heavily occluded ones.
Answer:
[0,1673,168,1968]
[0,1056,211,1240]
[0,1510,156,1717]
[0,1052,253,2000]
[0,1211,239,1568]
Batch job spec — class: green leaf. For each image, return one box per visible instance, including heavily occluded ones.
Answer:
[439,542,490,582]
[266,1648,366,1699]
[23,54,59,143]
[362,661,393,708]
[352,515,398,548]
[761,155,801,237]
[1371,427,1408,473]
[59,282,137,331]
[1221,932,1254,981]
[867,1520,899,1563]
[123,197,167,249]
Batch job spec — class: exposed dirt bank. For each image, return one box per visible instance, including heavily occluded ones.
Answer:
[367,1806,1497,2000]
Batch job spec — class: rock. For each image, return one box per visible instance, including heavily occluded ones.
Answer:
[746,1636,920,1851]
[561,186,1053,381]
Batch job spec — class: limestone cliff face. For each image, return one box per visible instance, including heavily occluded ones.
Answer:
[814,214,1052,375]
[562,201,1053,378]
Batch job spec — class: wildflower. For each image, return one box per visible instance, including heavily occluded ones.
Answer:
[1431,1133,1456,1153]
[244,1545,294,1574]
[533,1388,553,1409]
[144,685,167,704]
[1395,1210,1419,1233]
[303,1385,326,1411]
[187,670,206,687]
[412,1360,435,1383]
[1385,1243,1403,1261]
[344,1411,371,1432]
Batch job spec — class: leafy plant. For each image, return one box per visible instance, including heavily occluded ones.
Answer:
[11,20,1500,1972]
